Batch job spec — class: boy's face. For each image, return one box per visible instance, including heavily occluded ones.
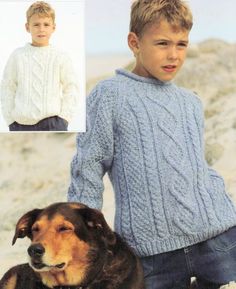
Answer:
[128,20,190,82]
[26,14,55,47]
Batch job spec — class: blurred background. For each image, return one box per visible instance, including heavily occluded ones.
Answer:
[0,0,236,279]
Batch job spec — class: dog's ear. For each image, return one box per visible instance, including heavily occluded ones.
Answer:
[12,209,42,245]
[78,208,116,245]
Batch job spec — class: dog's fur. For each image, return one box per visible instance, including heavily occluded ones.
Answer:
[0,202,144,289]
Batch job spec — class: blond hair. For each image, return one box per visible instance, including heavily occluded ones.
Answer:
[130,0,193,37]
[26,1,55,23]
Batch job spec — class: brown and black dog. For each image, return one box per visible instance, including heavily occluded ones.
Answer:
[0,202,144,289]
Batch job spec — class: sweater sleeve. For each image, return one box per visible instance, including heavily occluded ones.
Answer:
[193,94,228,193]
[0,52,17,125]
[59,53,79,122]
[67,82,115,209]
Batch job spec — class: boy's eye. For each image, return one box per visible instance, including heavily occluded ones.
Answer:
[177,42,188,48]
[157,42,168,46]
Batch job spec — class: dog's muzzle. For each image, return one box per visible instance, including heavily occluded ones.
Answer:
[28,243,46,269]
[28,243,66,270]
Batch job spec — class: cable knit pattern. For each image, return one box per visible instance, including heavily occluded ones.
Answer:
[0,44,78,125]
[68,69,236,257]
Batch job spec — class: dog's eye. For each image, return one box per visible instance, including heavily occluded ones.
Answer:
[58,226,72,232]
[32,226,40,233]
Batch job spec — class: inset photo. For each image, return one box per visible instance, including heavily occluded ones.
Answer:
[0,0,85,132]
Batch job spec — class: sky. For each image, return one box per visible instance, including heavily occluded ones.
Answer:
[86,0,236,54]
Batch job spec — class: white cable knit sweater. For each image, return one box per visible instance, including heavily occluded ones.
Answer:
[1,43,79,125]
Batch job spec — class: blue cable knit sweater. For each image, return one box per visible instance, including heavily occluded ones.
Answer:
[68,69,236,256]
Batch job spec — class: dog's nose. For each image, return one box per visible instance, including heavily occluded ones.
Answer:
[28,244,45,257]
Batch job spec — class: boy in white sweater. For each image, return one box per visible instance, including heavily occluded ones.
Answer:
[0,1,78,131]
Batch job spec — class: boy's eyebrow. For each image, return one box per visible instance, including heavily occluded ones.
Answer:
[31,21,52,24]
[154,39,189,44]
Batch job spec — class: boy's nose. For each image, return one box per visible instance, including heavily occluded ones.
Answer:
[167,47,178,60]
[38,26,44,31]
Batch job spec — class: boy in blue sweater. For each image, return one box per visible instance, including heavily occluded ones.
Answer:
[68,0,236,288]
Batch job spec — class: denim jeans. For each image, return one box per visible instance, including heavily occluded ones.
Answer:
[141,226,236,289]
[9,116,68,131]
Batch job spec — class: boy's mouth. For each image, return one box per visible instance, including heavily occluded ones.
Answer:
[162,65,177,73]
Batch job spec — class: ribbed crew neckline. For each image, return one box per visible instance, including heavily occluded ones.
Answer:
[116,68,172,86]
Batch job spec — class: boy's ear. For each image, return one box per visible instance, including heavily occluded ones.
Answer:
[25,23,30,33]
[128,32,140,55]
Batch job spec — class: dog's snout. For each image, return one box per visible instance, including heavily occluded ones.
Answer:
[28,244,45,257]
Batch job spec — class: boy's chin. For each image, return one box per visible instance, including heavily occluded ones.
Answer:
[132,66,177,82]
[155,70,179,82]
[31,41,49,47]
[148,73,176,82]
[156,70,180,82]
